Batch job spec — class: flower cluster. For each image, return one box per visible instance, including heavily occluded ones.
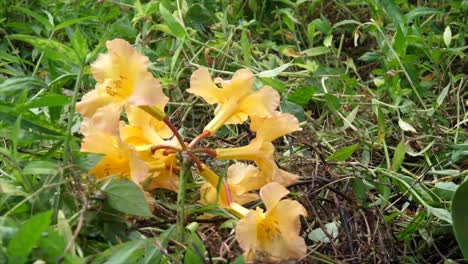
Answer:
[76,39,308,262]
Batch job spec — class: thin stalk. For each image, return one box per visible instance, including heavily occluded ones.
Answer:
[63,66,84,163]
[176,153,192,242]
[164,116,186,149]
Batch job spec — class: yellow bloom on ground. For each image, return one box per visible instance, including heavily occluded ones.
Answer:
[76,38,168,120]
[199,163,267,208]
[216,112,302,186]
[188,68,280,134]
[234,182,307,261]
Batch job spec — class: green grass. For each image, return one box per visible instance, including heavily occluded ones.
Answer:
[0,0,467,263]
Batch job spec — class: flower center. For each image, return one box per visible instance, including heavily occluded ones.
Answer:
[104,75,131,98]
[257,216,280,241]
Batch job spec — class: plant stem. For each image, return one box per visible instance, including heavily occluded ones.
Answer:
[164,116,186,149]
[176,152,192,242]
[63,66,84,164]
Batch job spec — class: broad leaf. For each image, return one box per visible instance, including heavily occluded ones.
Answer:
[105,179,153,217]
[452,179,468,259]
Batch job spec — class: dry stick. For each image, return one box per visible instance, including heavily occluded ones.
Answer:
[65,171,88,253]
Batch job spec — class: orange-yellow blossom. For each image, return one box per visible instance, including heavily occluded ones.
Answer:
[216,112,302,186]
[80,106,149,184]
[143,153,179,192]
[234,182,307,261]
[76,39,168,121]
[120,105,178,148]
[199,163,267,208]
[188,69,280,134]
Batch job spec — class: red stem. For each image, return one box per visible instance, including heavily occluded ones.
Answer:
[223,180,233,205]
[192,148,217,158]
[164,116,186,149]
[189,130,210,148]
[151,145,181,154]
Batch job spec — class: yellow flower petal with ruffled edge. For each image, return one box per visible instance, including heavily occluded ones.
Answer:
[187,68,280,134]
[199,163,267,208]
[120,105,177,148]
[76,39,168,120]
[234,182,308,261]
[82,129,149,184]
[216,112,302,186]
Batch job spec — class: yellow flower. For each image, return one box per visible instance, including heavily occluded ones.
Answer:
[216,112,302,186]
[80,107,149,184]
[199,163,267,208]
[188,68,280,134]
[234,182,307,261]
[76,38,168,120]
[143,153,179,192]
[120,105,176,147]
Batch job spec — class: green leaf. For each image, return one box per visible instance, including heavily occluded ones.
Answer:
[0,101,65,137]
[303,46,330,57]
[394,26,406,56]
[453,179,468,259]
[7,210,53,264]
[15,6,53,31]
[405,7,442,21]
[257,62,292,78]
[324,93,340,112]
[159,3,186,38]
[184,231,206,264]
[186,3,212,24]
[54,16,96,31]
[443,26,452,48]
[326,144,359,162]
[435,83,450,108]
[288,86,316,106]
[70,28,89,62]
[22,94,70,109]
[280,100,306,122]
[22,160,58,175]
[0,77,46,97]
[105,179,153,217]
[381,0,406,28]
[9,34,80,65]
[232,255,246,264]
[392,141,406,171]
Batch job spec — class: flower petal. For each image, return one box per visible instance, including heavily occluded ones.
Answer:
[128,73,168,107]
[272,169,300,186]
[76,89,119,118]
[251,112,302,142]
[227,163,267,194]
[128,145,150,184]
[187,69,222,104]
[238,86,280,120]
[236,208,262,255]
[260,182,289,211]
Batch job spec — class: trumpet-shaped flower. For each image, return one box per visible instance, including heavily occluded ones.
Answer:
[120,105,177,147]
[234,182,307,261]
[143,153,179,192]
[80,106,149,184]
[188,69,280,134]
[216,112,302,186]
[76,39,168,121]
[199,163,267,208]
